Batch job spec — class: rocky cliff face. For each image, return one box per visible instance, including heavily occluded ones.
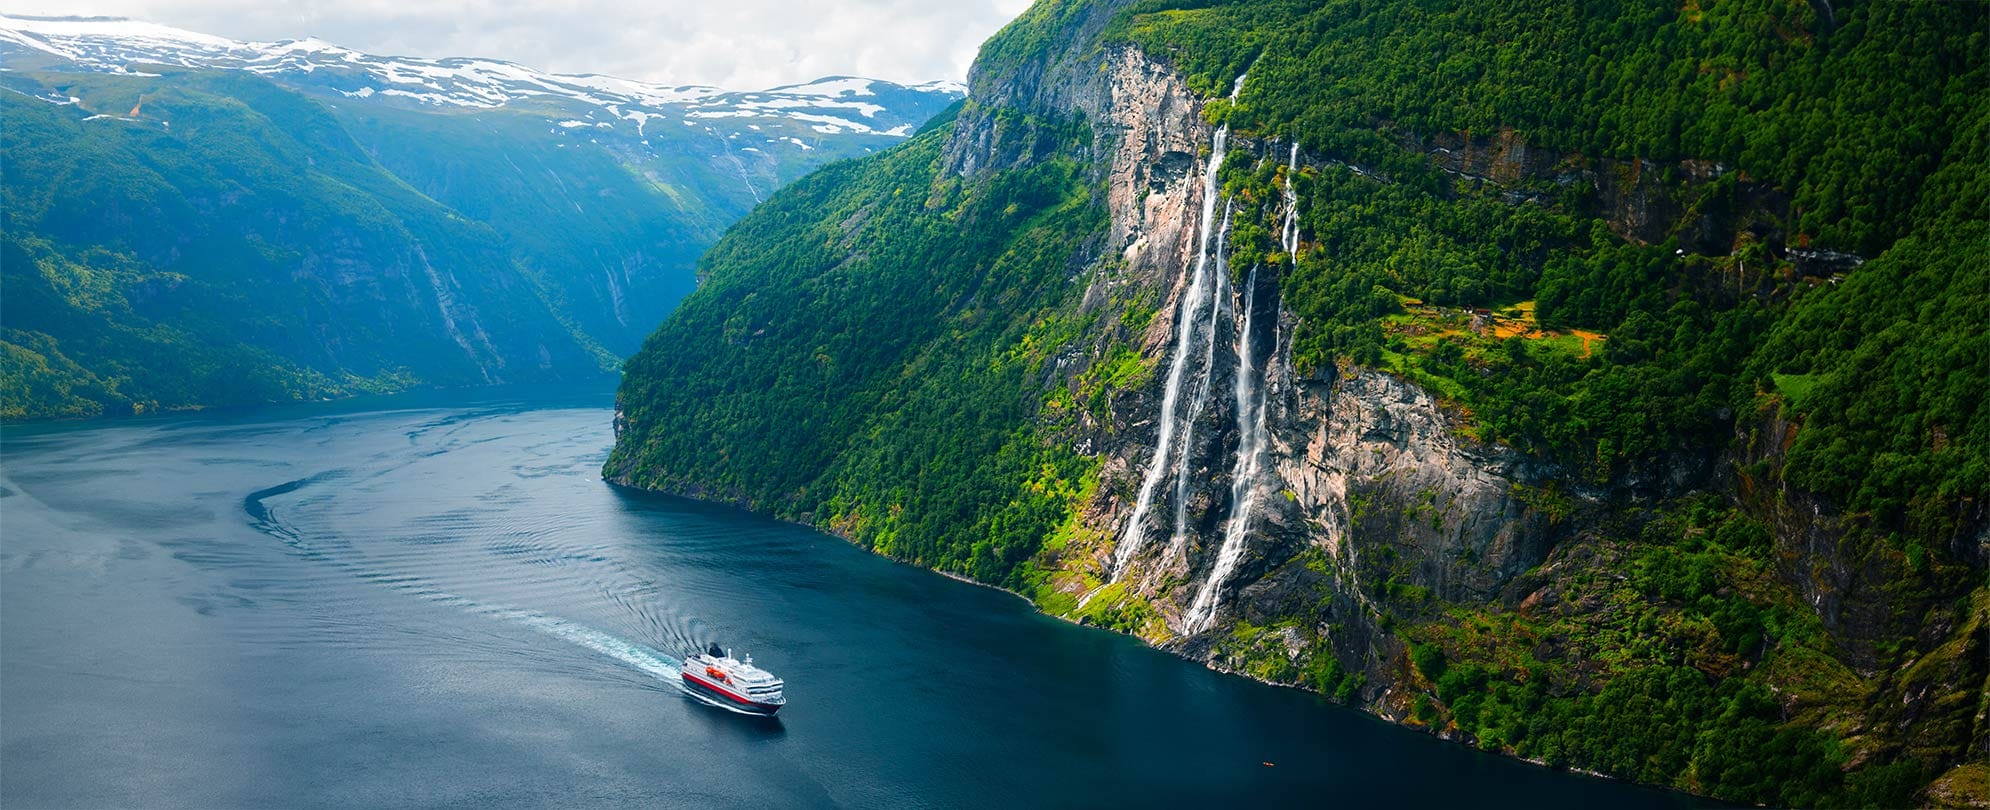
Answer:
[927,10,1986,787]
[603,1,1985,801]
[932,15,1558,694]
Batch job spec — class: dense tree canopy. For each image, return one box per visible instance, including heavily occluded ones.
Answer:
[611,2,1988,805]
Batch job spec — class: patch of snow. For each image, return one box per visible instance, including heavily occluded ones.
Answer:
[910,79,968,95]
[764,76,875,97]
[784,111,872,133]
[560,73,721,105]
[727,97,885,118]
[0,25,74,58]
[379,87,489,107]
[617,109,659,135]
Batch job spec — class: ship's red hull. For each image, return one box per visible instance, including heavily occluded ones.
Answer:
[681,671,783,715]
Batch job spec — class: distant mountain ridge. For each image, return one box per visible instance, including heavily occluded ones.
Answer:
[0,14,962,140]
[0,15,963,419]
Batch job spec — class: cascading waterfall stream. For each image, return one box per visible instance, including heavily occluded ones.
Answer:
[1186,265,1264,631]
[1282,143,1300,255]
[1185,142,1302,632]
[1168,201,1235,562]
[1109,123,1237,582]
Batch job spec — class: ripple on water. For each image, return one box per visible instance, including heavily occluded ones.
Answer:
[3,401,1711,809]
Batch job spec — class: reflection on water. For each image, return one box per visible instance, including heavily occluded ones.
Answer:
[2,391,1707,808]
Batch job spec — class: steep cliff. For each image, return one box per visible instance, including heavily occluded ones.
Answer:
[610,0,1988,804]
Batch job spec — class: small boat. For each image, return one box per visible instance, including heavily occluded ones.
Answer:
[680,643,785,715]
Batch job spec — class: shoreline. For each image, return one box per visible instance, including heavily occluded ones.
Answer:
[928,568,1041,608]
[610,476,1705,804]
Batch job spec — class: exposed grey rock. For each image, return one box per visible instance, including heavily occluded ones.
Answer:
[937,21,1581,705]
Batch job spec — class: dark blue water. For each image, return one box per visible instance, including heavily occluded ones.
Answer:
[1,392,1706,807]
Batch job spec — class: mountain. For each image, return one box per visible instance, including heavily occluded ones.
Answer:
[0,15,961,418]
[607,0,1988,805]
[0,16,961,142]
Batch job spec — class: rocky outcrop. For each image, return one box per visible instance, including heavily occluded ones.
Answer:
[933,10,1574,707]
[938,15,1983,768]
[1266,368,1563,604]
[600,0,1982,800]
[1410,128,1866,276]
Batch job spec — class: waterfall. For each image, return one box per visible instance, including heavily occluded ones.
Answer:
[1110,71,1250,584]
[1168,201,1235,561]
[1184,143,1301,632]
[1282,142,1300,257]
[1110,125,1233,581]
[1186,261,1266,631]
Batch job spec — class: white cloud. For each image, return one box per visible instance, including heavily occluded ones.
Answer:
[7,0,1035,89]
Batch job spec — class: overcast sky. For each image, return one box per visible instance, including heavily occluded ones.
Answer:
[9,0,1034,89]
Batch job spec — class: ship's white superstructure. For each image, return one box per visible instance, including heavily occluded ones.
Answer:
[679,643,785,715]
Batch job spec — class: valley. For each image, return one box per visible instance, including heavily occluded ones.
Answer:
[3,1,1983,805]
[0,14,960,418]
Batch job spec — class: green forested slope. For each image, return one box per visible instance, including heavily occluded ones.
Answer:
[0,61,948,420]
[1101,0,1990,540]
[1130,4,1982,804]
[1120,0,1985,449]
[613,0,1987,804]
[329,102,734,351]
[1126,2,1988,802]
[1116,0,1983,254]
[1,71,639,417]
[3,72,590,417]
[608,108,1107,586]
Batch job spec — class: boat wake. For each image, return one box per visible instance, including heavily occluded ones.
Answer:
[243,475,758,713]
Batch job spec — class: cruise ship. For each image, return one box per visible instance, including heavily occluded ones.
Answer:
[680,643,786,715]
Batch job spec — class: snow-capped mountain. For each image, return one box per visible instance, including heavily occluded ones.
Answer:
[0,14,964,142]
[0,14,968,419]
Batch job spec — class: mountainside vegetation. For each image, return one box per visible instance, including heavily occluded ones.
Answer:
[1118,0,1983,257]
[1111,0,1988,536]
[609,0,1985,805]
[1,60,951,420]
[610,106,1107,587]
[5,70,606,418]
